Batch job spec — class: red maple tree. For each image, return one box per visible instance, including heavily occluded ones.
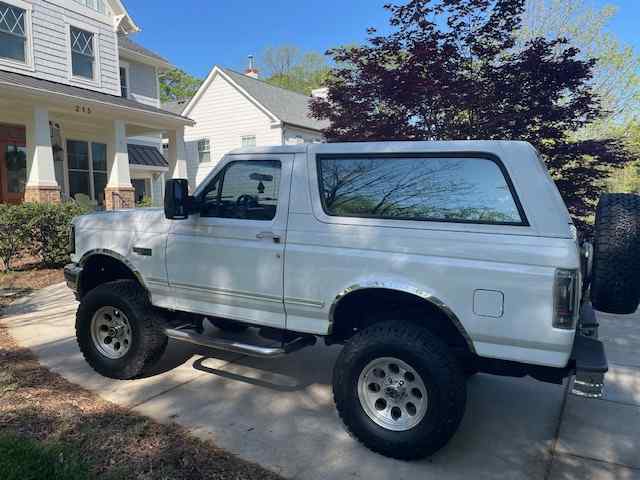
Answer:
[310,0,630,228]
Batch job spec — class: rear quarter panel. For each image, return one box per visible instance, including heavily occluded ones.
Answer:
[283,142,579,368]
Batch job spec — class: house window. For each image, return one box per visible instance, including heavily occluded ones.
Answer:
[70,26,95,79]
[197,139,211,163]
[0,1,26,62]
[91,143,107,205]
[119,66,128,97]
[241,135,256,148]
[72,0,105,14]
[67,140,108,205]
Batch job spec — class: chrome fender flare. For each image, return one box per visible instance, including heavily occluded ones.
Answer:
[78,248,149,293]
[328,280,476,354]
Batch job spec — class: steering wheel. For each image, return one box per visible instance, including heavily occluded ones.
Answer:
[236,194,257,209]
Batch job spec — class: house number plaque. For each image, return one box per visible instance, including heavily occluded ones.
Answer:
[74,105,93,114]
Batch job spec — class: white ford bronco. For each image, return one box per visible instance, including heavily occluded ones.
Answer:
[65,141,636,460]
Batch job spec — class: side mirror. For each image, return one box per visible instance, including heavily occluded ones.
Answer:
[164,179,192,219]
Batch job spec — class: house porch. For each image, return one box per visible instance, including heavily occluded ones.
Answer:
[0,73,193,208]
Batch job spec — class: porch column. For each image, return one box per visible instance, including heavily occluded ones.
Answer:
[104,119,134,209]
[25,107,60,203]
[167,129,188,180]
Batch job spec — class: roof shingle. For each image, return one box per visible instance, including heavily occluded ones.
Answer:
[118,36,170,65]
[220,68,329,131]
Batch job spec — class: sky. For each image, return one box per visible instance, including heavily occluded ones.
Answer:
[125,0,640,79]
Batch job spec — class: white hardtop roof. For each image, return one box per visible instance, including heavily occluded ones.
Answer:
[227,140,535,157]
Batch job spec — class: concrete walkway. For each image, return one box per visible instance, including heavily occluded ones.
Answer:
[3,283,639,480]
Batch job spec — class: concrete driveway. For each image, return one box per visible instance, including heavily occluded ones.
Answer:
[3,283,639,480]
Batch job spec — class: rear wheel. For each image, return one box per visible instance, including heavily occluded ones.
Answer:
[333,321,466,460]
[591,193,640,314]
[76,280,167,379]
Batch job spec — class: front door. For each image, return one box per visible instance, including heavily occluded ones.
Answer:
[166,154,293,328]
[0,124,27,204]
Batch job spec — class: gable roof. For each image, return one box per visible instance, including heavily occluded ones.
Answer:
[183,66,329,132]
[109,0,139,33]
[119,37,170,65]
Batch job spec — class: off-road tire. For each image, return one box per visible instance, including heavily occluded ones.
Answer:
[333,321,466,460]
[76,280,168,379]
[591,193,640,314]
[210,317,249,333]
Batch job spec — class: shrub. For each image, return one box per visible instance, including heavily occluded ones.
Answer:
[136,196,153,208]
[0,201,89,271]
[0,204,31,272]
[27,202,89,267]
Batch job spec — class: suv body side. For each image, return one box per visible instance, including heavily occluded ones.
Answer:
[281,141,580,369]
[72,141,581,369]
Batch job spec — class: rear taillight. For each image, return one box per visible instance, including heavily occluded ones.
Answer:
[553,269,579,329]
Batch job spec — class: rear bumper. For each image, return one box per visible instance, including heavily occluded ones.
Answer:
[64,263,82,299]
[570,303,608,398]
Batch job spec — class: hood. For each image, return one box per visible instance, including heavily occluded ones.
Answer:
[73,208,171,235]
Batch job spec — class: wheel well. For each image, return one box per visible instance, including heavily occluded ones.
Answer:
[328,288,473,354]
[79,254,143,299]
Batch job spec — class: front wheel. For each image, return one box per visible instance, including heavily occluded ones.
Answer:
[333,321,466,460]
[76,280,168,379]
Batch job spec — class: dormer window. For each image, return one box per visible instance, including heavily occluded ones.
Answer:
[0,1,26,62]
[72,0,106,15]
[70,26,95,79]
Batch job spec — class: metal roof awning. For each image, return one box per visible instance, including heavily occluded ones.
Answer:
[128,144,168,169]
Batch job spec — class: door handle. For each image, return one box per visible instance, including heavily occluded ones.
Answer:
[256,231,281,243]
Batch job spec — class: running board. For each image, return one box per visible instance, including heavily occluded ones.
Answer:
[164,328,316,358]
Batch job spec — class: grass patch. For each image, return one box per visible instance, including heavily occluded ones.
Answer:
[0,434,90,480]
[0,289,282,479]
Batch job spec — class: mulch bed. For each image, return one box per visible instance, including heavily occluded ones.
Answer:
[0,259,283,480]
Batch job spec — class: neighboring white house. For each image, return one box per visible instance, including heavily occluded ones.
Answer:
[0,0,192,208]
[163,65,328,187]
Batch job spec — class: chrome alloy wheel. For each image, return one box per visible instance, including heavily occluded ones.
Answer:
[90,306,132,359]
[357,357,428,431]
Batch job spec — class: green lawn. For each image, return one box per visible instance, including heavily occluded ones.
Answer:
[0,434,90,480]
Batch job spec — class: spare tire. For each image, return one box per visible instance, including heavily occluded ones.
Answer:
[591,193,640,314]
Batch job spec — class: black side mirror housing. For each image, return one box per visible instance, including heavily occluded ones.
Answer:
[164,179,193,219]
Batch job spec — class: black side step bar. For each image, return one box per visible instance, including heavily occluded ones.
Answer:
[164,328,316,358]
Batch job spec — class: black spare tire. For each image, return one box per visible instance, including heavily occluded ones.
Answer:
[591,193,640,314]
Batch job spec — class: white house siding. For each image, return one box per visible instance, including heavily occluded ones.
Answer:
[184,73,282,187]
[283,125,323,145]
[128,60,159,107]
[3,0,120,95]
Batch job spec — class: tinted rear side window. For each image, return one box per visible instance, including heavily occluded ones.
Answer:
[317,155,524,225]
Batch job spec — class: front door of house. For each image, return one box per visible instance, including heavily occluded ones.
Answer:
[0,124,27,204]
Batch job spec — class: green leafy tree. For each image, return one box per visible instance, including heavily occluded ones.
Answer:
[517,0,640,127]
[159,68,202,103]
[261,46,330,95]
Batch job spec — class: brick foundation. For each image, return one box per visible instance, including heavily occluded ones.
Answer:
[104,186,135,210]
[24,185,61,204]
